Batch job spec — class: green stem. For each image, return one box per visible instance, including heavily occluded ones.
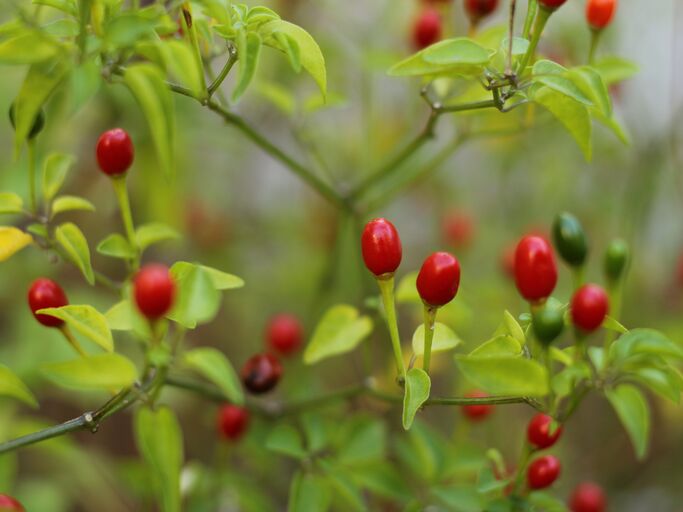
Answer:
[522,0,538,39]
[511,442,534,497]
[604,280,623,351]
[60,326,87,357]
[517,5,551,74]
[588,28,603,64]
[571,265,586,291]
[182,3,207,99]
[27,139,37,214]
[207,49,237,97]
[110,176,138,268]
[422,305,437,374]
[542,346,555,413]
[377,276,406,380]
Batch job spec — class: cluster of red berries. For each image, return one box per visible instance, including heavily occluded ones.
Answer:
[526,413,563,489]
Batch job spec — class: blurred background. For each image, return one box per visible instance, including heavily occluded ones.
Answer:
[1,0,682,510]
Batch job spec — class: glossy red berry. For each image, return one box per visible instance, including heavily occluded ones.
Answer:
[539,0,568,9]
[514,236,558,303]
[413,9,442,50]
[586,0,617,29]
[361,218,402,276]
[527,413,563,449]
[570,284,609,332]
[569,482,607,512]
[465,0,499,21]
[416,252,461,307]
[96,128,134,176]
[133,264,176,320]
[442,211,475,250]
[462,390,494,421]
[0,495,24,512]
[241,353,283,394]
[267,313,303,356]
[27,278,68,328]
[217,404,249,441]
[527,455,561,490]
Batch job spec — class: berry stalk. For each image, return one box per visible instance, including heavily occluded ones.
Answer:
[422,305,437,374]
[110,176,139,269]
[517,5,552,74]
[377,276,406,381]
[59,326,87,357]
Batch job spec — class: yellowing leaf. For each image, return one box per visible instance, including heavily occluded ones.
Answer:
[0,227,32,261]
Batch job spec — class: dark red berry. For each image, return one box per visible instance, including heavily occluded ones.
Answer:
[416,251,461,307]
[514,235,558,303]
[465,0,499,21]
[0,495,24,512]
[217,404,249,441]
[527,455,561,490]
[267,313,304,356]
[570,284,609,332]
[527,413,563,449]
[569,482,607,512]
[361,218,402,276]
[539,0,568,9]
[413,9,442,50]
[133,264,176,320]
[442,211,475,250]
[241,353,283,394]
[96,128,134,176]
[27,278,68,328]
[586,0,617,29]
[462,390,494,421]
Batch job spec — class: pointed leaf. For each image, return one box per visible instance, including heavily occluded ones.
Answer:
[135,222,180,252]
[42,153,76,202]
[606,384,650,460]
[168,263,221,328]
[183,347,243,405]
[402,368,431,430]
[0,364,38,408]
[304,304,373,364]
[55,222,94,284]
[51,195,95,217]
[266,424,307,459]
[454,355,549,396]
[232,31,261,102]
[37,305,113,352]
[0,227,33,262]
[0,193,24,214]
[96,233,134,260]
[41,353,137,390]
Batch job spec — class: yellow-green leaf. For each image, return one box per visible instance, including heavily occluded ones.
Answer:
[183,347,243,405]
[0,227,33,262]
[402,368,431,430]
[51,195,95,217]
[41,353,137,390]
[304,305,373,364]
[412,322,461,356]
[55,222,94,284]
[0,364,38,408]
[37,305,113,352]
[0,192,24,214]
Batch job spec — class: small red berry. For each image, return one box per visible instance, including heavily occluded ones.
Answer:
[465,0,499,21]
[527,455,561,490]
[569,482,607,512]
[413,9,442,50]
[462,390,494,421]
[217,404,249,441]
[27,278,68,328]
[133,264,176,320]
[539,0,568,9]
[96,128,134,176]
[527,413,563,449]
[0,495,24,512]
[361,218,402,277]
[241,353,283,394]
[442,211,475,250]
[267,313,304,356]
[586,0,617,30]
[514,236,558,303]
[416,252,461,307]
[570,284,609,332]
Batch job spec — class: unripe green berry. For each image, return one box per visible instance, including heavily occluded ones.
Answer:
[603,238,629,283]
[533,308,565,346]
[552,212,588,267]
[8,102,45,140]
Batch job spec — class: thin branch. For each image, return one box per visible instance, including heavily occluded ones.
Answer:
[207,47,237,97]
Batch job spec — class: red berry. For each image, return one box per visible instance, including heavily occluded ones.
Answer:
[0,495,24,512]
[586,0,617,29]
[133,264,176,320]
[416,252,461,307]
[514,235,558,303]
[569,482,607,512]
[462,389,494,420]
[539,0,568,9]
[527,413,563,449]
[465,0,499,21]
[413,9,442,50]
[570,284,609,332]
[96,128,134,176]
[527,455,561,490]
[442,211,475,250]
[27,278,68,328]
[267,313,303,356]
[217,404,249,441]
[241,353,283,394]
[361,218,402,277]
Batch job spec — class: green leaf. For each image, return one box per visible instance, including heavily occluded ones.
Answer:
[97,233,134,260]
[396,271,420,304]
[36,305,113,352]
[0,364,38,408]
[0,193,24,214]
[454,355,549,396]
[273,31,301,72]
[104,13,155,49]
[389,38,492,77]
[593,56,638,86]
[325,469,366,512]
[303,304,373,364]
[134,406,183,512]
[232,31,262,102]
[288,471,331,512]
[41,353,138,390]
[336,417,386,465]
[402,367,431,430]
[265,424,306,459]
[51,195,95,217]
[629,367,682,404]
[55,222,94,284]
[0,227,32,262]
[532,60,593,106]
[611,329,683,362]
[33,0,77,16]
[602,315,627,334]
[42,153,76,202]
[493,310,526,345]
[470,335,522,357]
[124,64,175,179]
[135,222,180,252]
[412,322,461,356]
[569,66,611,117]
[168,263,221,328]
[170,261,244,291]
[0,30,60,64]
[183,347,243,405]
[606,384,650,460]
[154,40,204,98]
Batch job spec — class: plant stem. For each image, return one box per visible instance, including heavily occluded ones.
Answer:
[208,48,237,97]
[571,265,586,291]
[110,176,138,268]
[588,28,603,64]
[604,280,623,351]
[59,326,87,357]
[27,139,37,214]
[517,5,551,74]
[422,305,437,374]
[377,276,406,380]
[522,0,538,39]
[182,3,207,99]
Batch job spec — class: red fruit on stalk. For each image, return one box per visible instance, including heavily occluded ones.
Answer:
[465,0,499,21]
[527,413,563,449]
[569,482,607,512]
[442,211,475,250]
[27,278,68,328]
[133,264,176,320]
[413,9,442,50]
[539,0,568,9]
[96,128,134,176]
[462,390,494,420]
[361,218,402,277]
[416,252,461,307]
[527,455,561,490]
[217,404,249,441]
[267,313,303,356]
[241,353,283,394]
[586,0,617,29]
[0,495,24,512]
[514,236,558,302]
[570,284,609,332]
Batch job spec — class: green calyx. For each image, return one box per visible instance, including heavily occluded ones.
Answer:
[552,212,588,268]
[9,102,45,140]
[604,238,630,283]
[532,307,565,346]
